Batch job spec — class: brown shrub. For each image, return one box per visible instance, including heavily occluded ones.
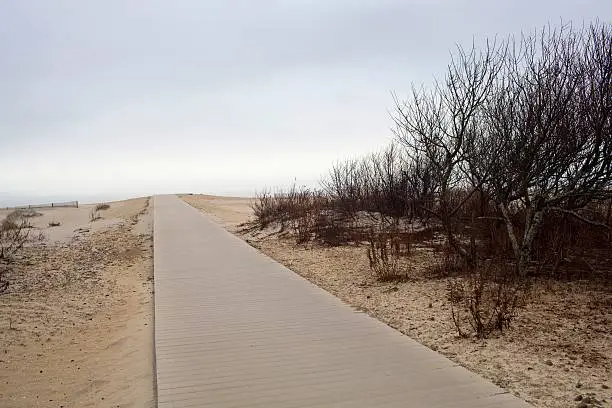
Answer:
[366,230,410,281]
[448,261,530,338]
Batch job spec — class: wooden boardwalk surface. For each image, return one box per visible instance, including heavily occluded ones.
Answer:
[153,195,531,407]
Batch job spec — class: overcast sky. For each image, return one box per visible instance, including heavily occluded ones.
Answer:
[0,1,609,203]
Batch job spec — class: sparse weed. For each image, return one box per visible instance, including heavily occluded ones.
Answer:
[448,261,530,338]
[90,208,101,222]
[366,230,408,281]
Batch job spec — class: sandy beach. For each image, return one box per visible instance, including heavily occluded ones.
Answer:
[0,198,155,408]
[3,5,610,408]
[1,193,608,408]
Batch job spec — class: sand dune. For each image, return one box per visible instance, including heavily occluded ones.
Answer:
[0,197,154,407]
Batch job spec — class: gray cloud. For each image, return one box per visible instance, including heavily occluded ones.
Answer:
[1,0,610,201]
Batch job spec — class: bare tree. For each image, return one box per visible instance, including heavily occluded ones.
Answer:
[469,22,612,276]
[393,40,506,265]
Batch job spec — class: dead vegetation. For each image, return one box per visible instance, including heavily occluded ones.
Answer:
[89,203,111,222]
[182,20,612,408]
[0,198,154,407]
[239,231,610,408]
[448,261,531,338]
[95,203,111,211]
[247,22,611,344]
[0,210,45,294]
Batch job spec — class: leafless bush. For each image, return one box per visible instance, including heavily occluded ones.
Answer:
[321,144,413,223]
[1,211,36,260]
[392,35,506,268]
[322,159,367,218]
[250,185,330,243]
[467,22,611,276]
[295,209,317,244]
[0,266,7,293]
[391,21,612,277]
[250,190,277,228]
[532,206,612,279]
[427,245,466,278]
[366,229,409,281]
[251,21,610,288]
[95,203,110,211]
[1,211,45,293]
[448,262,530,338]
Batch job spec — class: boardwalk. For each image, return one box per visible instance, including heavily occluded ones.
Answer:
[153,195,530,408]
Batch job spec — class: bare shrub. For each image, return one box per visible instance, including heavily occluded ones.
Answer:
[321,144,411,222]
[250,20,610,283]
[322,158,367,218]
[465,22,612,276]
[310,212,351,246]
[388,21,612,277]
[393,37,506,268]
[448,262,530,338]
[533,207,612,280]
[1,212,33,260]
[95,203,110,211]
[295,210,316,244]
[0,266,7,293]
[366,230,408,281]
[1,211,45,293]
[250,185,329,244]
[427,245,465,278]
[250,190,277,228]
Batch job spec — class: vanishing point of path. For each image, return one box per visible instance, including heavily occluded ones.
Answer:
[153,195,531,408]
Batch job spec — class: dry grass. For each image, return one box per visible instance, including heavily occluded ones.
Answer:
[95,203,111,211]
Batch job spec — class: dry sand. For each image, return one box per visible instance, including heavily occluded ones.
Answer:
[0,197,154,408]
[181,194,253,229]
[183,194,611,408]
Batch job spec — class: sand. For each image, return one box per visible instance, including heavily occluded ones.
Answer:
[0,197,154,408]
[182,194,611,408]
[180,194,253,229]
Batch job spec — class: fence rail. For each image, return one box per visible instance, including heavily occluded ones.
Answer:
[5,201,79,210]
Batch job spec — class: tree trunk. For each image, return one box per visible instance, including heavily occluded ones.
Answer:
[517,209,545,276]
[498,202,520,261]
[498,202,545,276]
